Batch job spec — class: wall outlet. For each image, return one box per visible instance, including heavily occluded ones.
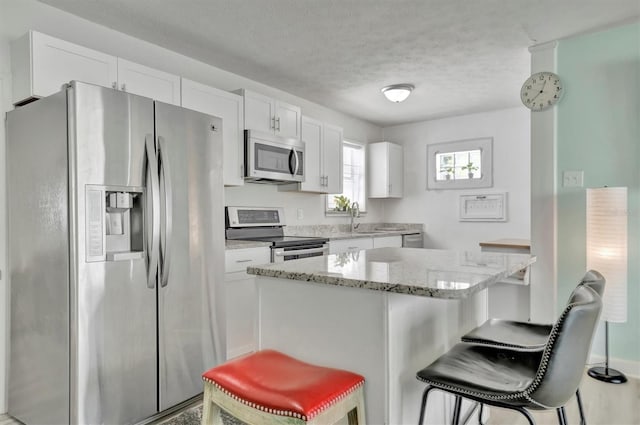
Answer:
[563,171,584,187]
[297,208,304,220]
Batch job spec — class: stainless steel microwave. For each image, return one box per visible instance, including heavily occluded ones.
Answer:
[244,130,305,184]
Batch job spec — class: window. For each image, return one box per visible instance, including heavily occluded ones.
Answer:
[426,137,493,189]
[326,141,366,213]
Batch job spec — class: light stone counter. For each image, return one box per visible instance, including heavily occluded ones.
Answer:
[247,247,536,299]
[284,223,423,240]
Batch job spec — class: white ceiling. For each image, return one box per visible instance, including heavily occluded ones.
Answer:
[39,0,639,126]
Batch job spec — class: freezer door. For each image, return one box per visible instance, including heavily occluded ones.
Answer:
[155,102,226,410]
[70,82,158,424]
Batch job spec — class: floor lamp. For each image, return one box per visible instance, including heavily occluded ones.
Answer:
[586,186,628,384]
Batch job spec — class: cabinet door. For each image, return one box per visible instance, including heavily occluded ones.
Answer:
[275,100,301,139]
[181,79,245,186]
[329,237,373,254]
[244,90,276,133]
[323,124,343,194]
[225,272,258,359]
[14,31,118,103]
[388,143,404,197]
[117,58,180,105]
[299,117,324,192]
[372,235,403,248]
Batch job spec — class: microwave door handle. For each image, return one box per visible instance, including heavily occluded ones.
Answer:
[288,148,295,175]
[145,134,160,289]
[293,148,300,176]
[158,136,173,288]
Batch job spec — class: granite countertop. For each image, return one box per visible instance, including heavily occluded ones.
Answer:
[479,238,531,250]
[285,223,423,240]
[225,240,272,250]
[247,247,536,299]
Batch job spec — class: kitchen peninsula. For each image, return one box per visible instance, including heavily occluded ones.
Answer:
[247,247,536,425]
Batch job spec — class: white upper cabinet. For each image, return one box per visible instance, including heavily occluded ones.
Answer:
[117,59,180,105]
[11,31,118,104]
[300,117,324,192]
[285,117,342,194]
[11,31,179,105]
[181,78,245,186]
[322,124,344,194]
[368,141,404,198]
[235,89,301,139]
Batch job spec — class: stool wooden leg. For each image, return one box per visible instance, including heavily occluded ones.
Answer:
[201,383,224,425]
[349,386,366,425]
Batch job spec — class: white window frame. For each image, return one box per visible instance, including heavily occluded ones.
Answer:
[326,140,367,215]
[426,137,493,190]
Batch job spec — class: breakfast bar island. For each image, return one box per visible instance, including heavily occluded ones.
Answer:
[247,247,536,425]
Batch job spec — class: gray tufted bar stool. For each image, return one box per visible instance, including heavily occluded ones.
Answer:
[415,283,602,425]
[460,270,605,425]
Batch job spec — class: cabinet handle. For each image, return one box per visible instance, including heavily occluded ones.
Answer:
[347,247,358,250]
[112,82,117,89]
[271,116,276,130]
[121,83,127,92]
[325,176,329,187]
[235,259,252,263]
[276,117,281,131]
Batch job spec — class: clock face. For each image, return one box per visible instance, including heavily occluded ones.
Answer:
[520,72,563,111]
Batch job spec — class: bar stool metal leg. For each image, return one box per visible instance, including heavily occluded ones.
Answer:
[451,396,462,425]
[418,385,436,425]
[576,389,587,425]
[556,406,568,425]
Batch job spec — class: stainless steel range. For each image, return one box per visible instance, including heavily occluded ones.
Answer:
[225,207,329,263]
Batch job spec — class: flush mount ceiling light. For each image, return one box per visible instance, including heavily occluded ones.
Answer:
[381,84,414,103]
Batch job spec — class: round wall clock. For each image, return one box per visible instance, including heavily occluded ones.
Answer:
[520,71,564,111]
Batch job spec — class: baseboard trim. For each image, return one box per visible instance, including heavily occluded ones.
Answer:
[589,354,640,379]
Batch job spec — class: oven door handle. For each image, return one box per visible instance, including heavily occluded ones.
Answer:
[273,246,329,257]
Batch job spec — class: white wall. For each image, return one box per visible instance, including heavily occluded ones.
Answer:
[381,107,531,250]
[0,0,383,413]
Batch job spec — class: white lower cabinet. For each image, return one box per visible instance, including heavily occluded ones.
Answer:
[329,237,374,254]
[372,235,402,248]
[224,247,270,359]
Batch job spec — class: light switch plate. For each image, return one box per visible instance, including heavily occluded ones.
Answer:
[297,208,304,220]
[563,171,584,187]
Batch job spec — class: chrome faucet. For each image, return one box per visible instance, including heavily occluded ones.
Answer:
[350,201,360,232]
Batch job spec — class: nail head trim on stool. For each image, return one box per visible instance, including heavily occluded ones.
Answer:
[201,349,366,425]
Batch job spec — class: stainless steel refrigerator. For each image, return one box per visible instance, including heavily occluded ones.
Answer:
[7,81,226,424]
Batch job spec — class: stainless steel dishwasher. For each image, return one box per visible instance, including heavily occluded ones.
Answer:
[402,233,423,248]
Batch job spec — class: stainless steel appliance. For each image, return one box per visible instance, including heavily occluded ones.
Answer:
[402,233,424,248]
[225,207,328,262]
[245,130,305,184]
[7,81,226,425]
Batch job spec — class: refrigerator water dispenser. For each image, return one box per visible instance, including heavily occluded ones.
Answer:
[86,185,145,262]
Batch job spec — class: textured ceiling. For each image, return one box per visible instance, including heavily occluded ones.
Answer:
[38,0,640,126]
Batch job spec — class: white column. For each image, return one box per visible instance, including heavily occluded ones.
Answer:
[529,41,558,322]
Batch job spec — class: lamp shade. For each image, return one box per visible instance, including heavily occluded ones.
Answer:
[381,84,414,102]
[586,187,628,323]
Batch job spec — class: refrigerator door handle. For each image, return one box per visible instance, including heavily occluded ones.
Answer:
[145,134,161,289]
[158,135,173,288]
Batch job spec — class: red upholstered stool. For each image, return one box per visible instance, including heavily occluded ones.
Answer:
[201,350,366,425]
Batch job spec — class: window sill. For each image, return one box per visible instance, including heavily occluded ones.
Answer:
[325,210,368,217]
